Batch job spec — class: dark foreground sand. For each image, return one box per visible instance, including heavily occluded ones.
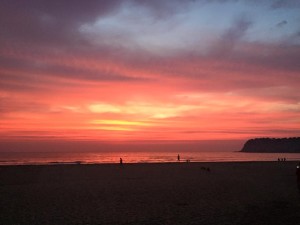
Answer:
[1,162,300,225]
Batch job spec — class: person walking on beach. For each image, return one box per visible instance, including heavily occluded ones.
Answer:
[296,162,300,192]
[120,157,123,165]
[177,154,180,162]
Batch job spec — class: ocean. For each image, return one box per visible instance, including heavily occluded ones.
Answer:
[1,151,300,165]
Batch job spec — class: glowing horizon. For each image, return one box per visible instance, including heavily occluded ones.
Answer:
[1,0,300,142]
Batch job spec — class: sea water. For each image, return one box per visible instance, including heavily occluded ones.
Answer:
[1,151,300,165]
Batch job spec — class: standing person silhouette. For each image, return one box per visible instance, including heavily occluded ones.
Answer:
[177,154,180,162]
[120,158,123,165]
[296,162,300,192]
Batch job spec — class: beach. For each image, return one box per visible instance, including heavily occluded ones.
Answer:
[1,162,300,225]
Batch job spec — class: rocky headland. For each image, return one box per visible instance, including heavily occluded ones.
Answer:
[241,137,300,153]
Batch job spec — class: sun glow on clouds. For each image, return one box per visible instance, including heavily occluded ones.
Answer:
[90,120,151,131]
[89,104,121,113]
[1,0,300,142]
[88,102,198,119]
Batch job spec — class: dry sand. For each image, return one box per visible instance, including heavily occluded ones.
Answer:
[1,162,300,225]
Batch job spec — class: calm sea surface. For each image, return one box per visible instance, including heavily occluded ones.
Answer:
[1,151,300,165]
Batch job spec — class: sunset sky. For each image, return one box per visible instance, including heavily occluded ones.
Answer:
[1,0,300,145]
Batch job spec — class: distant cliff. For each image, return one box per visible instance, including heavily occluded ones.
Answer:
[241,138,300,153]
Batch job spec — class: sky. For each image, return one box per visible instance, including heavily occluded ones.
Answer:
[1,0,300,147]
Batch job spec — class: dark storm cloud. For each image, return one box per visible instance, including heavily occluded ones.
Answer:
[0,0,123,47]
[0,0,245,47]
[0,0,299,90]
[0,0,198,47]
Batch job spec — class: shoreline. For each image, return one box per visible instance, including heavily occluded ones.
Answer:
[2,151,300,166]
[1,159,300,167]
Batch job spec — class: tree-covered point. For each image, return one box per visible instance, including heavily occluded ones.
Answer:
[241,137,300,153]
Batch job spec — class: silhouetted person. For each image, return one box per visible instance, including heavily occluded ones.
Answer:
[120,158,123,165]
[296,162,300,192]
[177,154,180,161]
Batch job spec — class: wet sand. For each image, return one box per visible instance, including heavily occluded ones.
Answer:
[1,162,300,225]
